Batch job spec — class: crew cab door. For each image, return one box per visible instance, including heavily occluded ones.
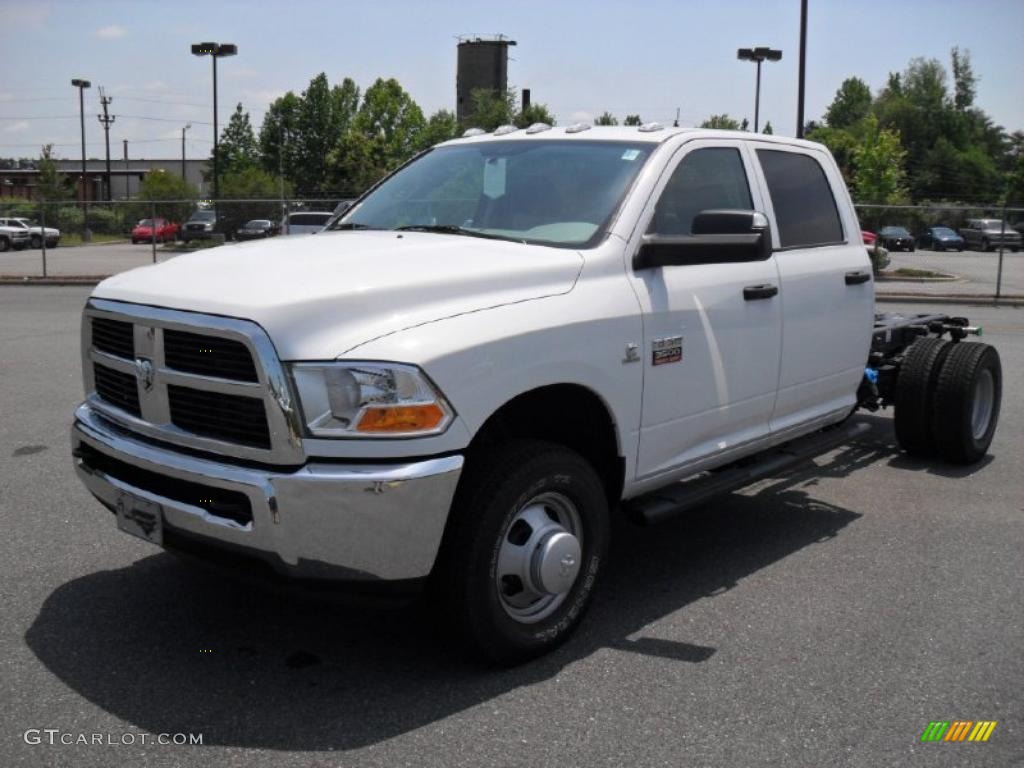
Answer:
[627,141,783,481]
[748,144,874,433]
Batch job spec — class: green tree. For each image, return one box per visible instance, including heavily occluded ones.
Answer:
[851,115,908,205]
[36,144,71,201]
[218,166,288,235]
[466,88,517,131]
[700,114,743,130]
[950,47,976,111]
[214,103,259,177]
[515,102,556,128]
[352,78,426,164]
[137,169,198,223]
[417,109,460,148]
[623,114,642,126]
[824,77,872,129]
[595,112,618,126]
[762,121,774,135]
[258,91,301,186]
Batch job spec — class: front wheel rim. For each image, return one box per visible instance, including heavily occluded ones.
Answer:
[971,368,995,440]
[495,491,584,624]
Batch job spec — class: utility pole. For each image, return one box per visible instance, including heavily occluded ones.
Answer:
[97,87,115,200]
[674,107,680,128]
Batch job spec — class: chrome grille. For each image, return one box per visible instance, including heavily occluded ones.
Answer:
[81,299,303,464]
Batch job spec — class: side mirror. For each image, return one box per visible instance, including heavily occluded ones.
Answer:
[634,209,772,270]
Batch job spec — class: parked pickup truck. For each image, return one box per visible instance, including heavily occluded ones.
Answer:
[0,218,31,251]
[71,126,1002,664]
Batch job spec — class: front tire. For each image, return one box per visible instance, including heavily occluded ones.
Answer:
[30,235,41,248]
[436,439,609,665]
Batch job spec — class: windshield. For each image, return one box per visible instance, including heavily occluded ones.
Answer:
[190,210,216,222]
[933,227,957,236]
[136,219,154,227]
[244,220,270,227]
[331,140,655,247]
[882,226,909,236]
[980,219,1009,230]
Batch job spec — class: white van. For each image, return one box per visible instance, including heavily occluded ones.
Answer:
[282,211,333,236]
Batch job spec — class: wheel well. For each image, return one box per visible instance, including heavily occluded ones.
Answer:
[466,384,625,504]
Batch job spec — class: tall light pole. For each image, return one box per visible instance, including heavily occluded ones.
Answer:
[190,42,237,225]
[736,47,782,133]
[181,123,191,180]
[71,78,91,239]
[797,0,808,138]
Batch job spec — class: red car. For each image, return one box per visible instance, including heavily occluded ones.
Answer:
[861,230,877,246]
[131,218,179,244]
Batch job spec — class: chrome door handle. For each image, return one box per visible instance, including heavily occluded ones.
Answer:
[743,284,778,300]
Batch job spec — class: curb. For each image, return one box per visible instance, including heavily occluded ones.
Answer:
[1,276,108,286]
[876,293,1024,307]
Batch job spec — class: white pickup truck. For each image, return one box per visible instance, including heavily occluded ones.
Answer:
[71,126,1002,664]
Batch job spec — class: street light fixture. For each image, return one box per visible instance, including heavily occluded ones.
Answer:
[736,47,782,133]
[190,42,237,225]
[71,78,91,239]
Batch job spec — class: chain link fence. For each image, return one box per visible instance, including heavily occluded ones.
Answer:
[2,197,1022,298]
[0,197,348,278]
[855,204,1024,299]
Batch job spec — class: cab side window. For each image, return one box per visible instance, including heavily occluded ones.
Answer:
[757,149,844,248]
[648,148,753,235]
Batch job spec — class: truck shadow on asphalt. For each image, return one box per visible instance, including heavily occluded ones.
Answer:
[27,418,926,751]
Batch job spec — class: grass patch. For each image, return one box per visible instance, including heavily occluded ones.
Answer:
[59,233,127,247]
[890,267,948,278]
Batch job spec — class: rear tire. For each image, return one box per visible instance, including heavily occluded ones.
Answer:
[0,237,9,252]
[931,343,1001,464]
[894,336,953,457]
[435,439,609,665]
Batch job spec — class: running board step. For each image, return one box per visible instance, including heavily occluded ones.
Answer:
[625,421,871,525]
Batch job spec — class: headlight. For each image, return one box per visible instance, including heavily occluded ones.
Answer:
[290,362,454,438]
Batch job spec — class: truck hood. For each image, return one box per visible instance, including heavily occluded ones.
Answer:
[93,230,583,359]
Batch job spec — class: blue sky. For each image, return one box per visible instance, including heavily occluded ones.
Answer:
[1,0,1022,160]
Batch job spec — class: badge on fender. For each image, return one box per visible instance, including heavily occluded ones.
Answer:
[652,336,683,365]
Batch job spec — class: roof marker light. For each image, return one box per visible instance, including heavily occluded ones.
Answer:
[565,122,591,134]
[461,128,486,138]
[524,122,552,134]
[638,122,665,133]
[493,124,519,136]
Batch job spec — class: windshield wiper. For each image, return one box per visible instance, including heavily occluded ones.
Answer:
[329,222,378,231]
[394,224,509,241]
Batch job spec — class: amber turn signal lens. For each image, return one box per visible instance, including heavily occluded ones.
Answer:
[355,403,446,433]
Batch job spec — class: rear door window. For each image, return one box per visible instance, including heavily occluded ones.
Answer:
[757,149,844,248]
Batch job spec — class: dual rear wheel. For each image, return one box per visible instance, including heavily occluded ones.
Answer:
[894,338,1001,464]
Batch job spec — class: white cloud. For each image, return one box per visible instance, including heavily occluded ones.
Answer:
[4,121,30,134]
[569,111,594,125]
[96,24,127,39]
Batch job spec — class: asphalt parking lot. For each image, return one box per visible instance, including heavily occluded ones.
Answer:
[1,287,1021,767]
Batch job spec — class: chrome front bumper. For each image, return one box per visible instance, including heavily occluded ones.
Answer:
[71,403,463,582]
